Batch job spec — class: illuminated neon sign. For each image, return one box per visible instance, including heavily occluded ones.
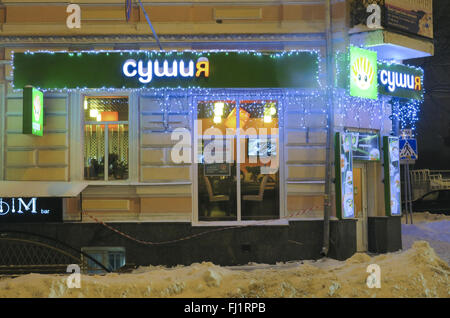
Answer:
[0,197,63,222]
[23,86,44,136]
[384,137,402,216]
[336,49,424,100]
[13,51,320,89]
[349,47,378,100]
[122,57,210,84]
[335,132,355,219]
[379,69,422,93]
[377,62,424,100]
[1,198,41,215]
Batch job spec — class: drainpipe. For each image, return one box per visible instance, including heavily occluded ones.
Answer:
[322,0,334,256]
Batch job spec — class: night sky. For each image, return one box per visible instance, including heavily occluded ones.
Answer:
[407,0,450,170]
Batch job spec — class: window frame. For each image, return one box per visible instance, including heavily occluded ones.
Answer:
[75,91,139,184]
[191,90,285,225]
[81,246,126,274]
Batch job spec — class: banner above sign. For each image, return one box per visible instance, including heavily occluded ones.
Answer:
[13,51,320,90]
[349,0,433,39]
[384,0,433,39]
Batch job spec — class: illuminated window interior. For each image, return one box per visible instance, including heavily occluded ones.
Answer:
[84,97,129,181]
[197,100,280,221]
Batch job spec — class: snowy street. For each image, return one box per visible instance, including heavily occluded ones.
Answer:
[0,213,448,298]
[402,213,450,264]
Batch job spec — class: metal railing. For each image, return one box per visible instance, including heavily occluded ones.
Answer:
[0,231,110,276]
[410,169,450,199]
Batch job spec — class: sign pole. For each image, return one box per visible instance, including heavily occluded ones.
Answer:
[399,129,418,224]
[403,163,409,224]
[407,162,414,224]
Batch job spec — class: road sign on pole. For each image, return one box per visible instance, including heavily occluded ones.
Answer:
[400,129,413,139]
[399,130,416,223]
[400,139,418,162]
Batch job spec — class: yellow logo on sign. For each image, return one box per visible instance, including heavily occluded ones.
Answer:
[352,56,375,91]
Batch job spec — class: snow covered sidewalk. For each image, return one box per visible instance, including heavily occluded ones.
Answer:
[402,212,450,264]
[0,241,448,298]
[0,212,448,298]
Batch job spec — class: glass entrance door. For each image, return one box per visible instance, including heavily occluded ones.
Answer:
[196,98,280,221]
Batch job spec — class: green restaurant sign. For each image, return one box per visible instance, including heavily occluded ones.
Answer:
[378,62,423,100]
[350,47,378,100]
[13,51,320,89]
[23,86,44,136]
[337,47,424,100]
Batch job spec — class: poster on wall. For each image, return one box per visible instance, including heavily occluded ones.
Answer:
[349,47,378,100]
[335,132,355,219]
[22,86,44,136]
[384,0,433,39]
[349,0,433,39]
[347,131,381,161]
[384,136,402,216]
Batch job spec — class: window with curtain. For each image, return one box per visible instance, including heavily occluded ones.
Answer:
[83,96,129,181]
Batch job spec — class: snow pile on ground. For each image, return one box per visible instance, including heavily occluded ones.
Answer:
[0,241,448,298]
[402,212,450,224]
[402,213,450,264]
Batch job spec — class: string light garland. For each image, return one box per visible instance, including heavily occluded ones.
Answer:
[10,48,321,91]
[390,97,421,136]
[9,48,422,136]
[333,88,390,133]
[334,47,424,137]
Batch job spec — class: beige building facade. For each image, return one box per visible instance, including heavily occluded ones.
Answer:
[0,0,434,268]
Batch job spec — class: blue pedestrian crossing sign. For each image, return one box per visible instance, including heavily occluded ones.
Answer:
[399,139,418,161]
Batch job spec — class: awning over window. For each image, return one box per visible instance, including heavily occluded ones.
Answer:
[0,182,87,197]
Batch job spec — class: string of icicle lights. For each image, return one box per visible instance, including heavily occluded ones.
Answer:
[390,97,422,136]
[333,88,391,133]
[9,49,422,134]
[101,88,394,133]
[7,82,413,134]
[333,48,424,136]
[10,49,322,91]
[138,88,328,132]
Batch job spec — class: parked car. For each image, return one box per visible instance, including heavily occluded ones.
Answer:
[411,189,450,215]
